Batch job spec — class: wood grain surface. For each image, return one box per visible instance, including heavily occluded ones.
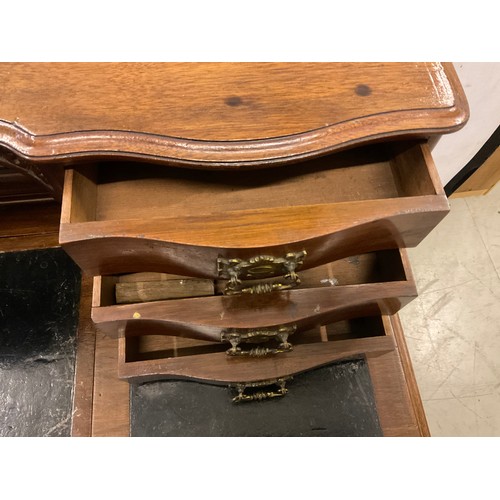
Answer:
[0,166,53,204]
[92,282,415,340]
[387,313,430,436]
[115,278,214,304]
[71,275,130,437]
[451,146,500,197]
[118,335,395,384]
[61,196,449,277]
[114,313,427,437]
[122,314,387,363]
[59,142,449,277]
[84,312,427,436]
[366,348,421,436]
[70,274,97,437]
[365,314,426,436]
[106,249,409,299]
[0,202,60,252]
[92,327,130,437]
[0,63,468,167]
[92,248,416,341]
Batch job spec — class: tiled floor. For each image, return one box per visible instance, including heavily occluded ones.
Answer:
[399,182,500,436]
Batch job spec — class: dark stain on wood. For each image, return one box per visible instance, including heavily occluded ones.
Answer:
[225,96,243,107]
[355,84,372,97]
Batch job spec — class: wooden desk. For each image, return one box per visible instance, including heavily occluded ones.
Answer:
[0,63,469,436]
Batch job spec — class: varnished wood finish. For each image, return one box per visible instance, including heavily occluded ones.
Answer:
[388,314,430,436]
[0,63,468,168]
[118,335,395,384]
[70,274,97,437]
[116,252,408,297]
[91,324,130,437]
[0,63,455,436]
[117,314,391,385]
[115,314,424,436]
[72,281,425,436]
[115,311,426,436]
[61,198,449,277]
[0,166,53,204]
[59,142,449,277]
[71,274,134,437]
[93,284,415,340]
[451,146,500,197]
[0,150,64,201]
[366,348,420,436]
[83,318,427,436]
[0,233,60,253]
[0,202,60,252]
[363,314,428,436]
[91,249,416,340]
[124,314,386,354]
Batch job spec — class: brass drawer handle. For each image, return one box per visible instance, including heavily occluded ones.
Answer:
[224,345,291,357]
[221,325,296,357]
[231,377,291,403]
[231,281,295,295]
[217,251,307,296]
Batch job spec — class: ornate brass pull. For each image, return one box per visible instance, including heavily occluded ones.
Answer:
[217,251,306,296]
[232,281,296,295]
[224,345,292,357]
[231,377,291,403]
[221,325,296,357]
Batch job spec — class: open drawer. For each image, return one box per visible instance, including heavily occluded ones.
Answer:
[60,140,449,278]
[91,248,417,342]
[117,312,397,387]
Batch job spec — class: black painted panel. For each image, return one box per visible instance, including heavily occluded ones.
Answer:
[131,359,382,437]
[0,248,81,436]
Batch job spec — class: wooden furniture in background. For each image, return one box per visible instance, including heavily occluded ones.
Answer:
[451,146,500,197]
[0,201,60,252]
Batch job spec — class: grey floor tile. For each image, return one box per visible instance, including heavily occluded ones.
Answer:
[423,386,500,437]
[400,186,500,436]
[465,182,500,278]
[406,196,498,296]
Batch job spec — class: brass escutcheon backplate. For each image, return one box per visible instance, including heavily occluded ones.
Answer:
[217,251,307,295]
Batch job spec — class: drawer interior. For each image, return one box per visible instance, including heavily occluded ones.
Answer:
[122,314,387,363]
[94,248,410,307]
[63,141,441,224]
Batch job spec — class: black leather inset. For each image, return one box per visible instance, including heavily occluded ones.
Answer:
[0,248,81,437]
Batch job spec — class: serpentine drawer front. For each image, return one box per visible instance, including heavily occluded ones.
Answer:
[59,140,449,277]
[117,313,397,387]
[0,63,467,279]
[0,64,470,434]
[91,248,417,341]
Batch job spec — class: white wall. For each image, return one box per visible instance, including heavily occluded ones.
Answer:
[432,62,500,186]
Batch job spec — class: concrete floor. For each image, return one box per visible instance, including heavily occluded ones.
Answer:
[399,182,500,436]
